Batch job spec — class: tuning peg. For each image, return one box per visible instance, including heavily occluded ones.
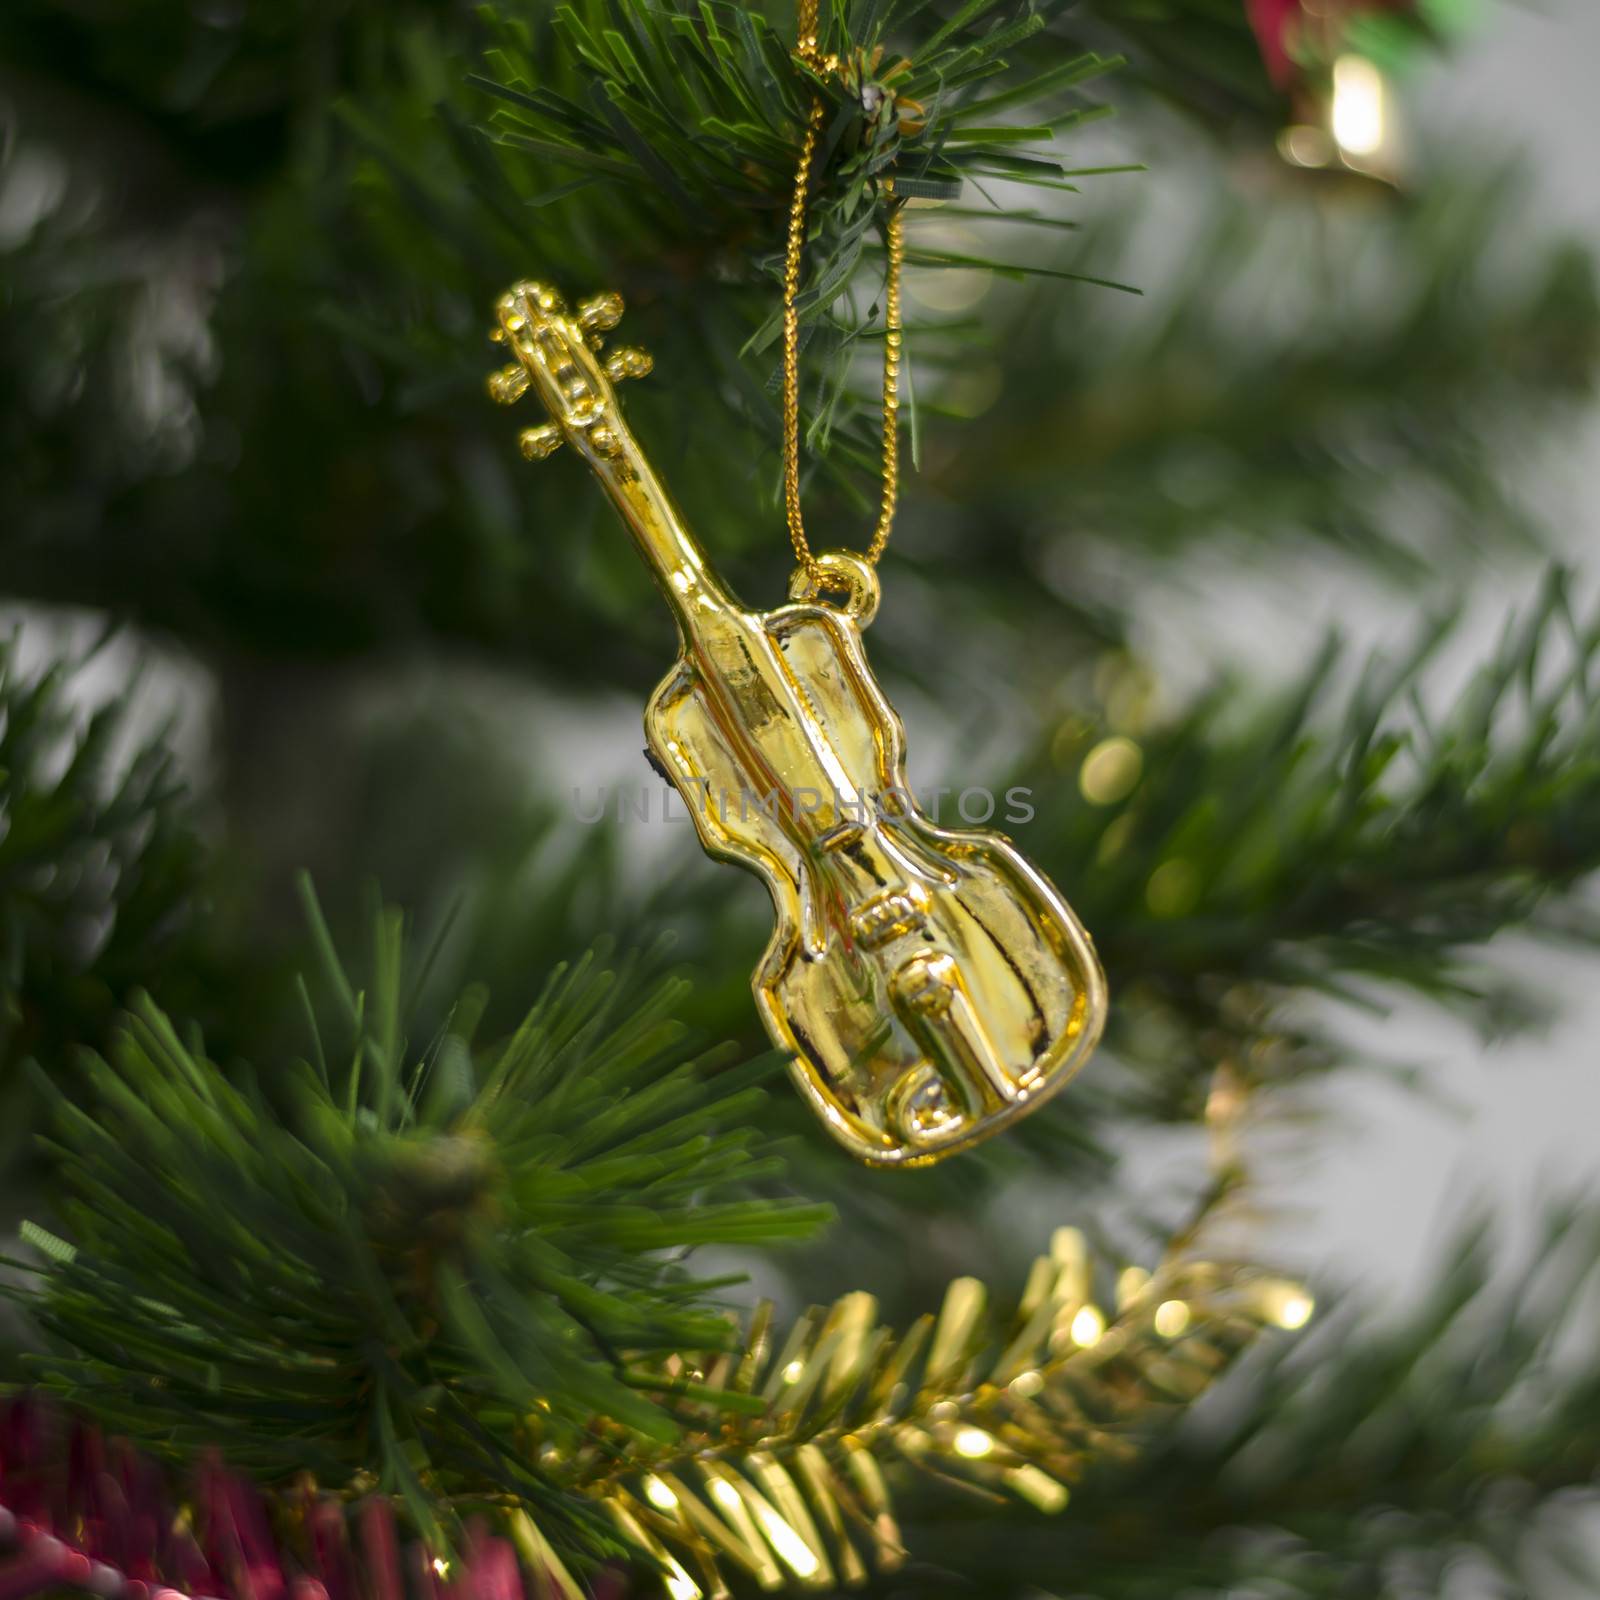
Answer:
[487,364,530,405]
[578,292,625,338]
[604,346,653,383]
[518,424,564,461]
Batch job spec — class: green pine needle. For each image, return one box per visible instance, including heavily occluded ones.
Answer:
[13,897,831,1561]
[0,639,214,1170]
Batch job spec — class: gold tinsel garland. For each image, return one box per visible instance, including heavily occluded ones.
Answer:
[511,1055,1311,1599]
[547,1244,1308,1598]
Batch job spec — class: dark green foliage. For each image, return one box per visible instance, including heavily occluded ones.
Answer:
[3,0,1589,696]
[0,640,210,1166]
[0,0,458,190]
[14,908,829,1558]
[0,0,1126,674]
[1072,0,1283,120]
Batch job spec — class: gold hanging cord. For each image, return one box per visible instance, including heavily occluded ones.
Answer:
[784,0,905,583]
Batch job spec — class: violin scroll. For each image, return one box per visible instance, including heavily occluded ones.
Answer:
[486,282,652,465]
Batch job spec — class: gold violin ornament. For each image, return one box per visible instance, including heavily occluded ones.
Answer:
[490,281,1107,1166]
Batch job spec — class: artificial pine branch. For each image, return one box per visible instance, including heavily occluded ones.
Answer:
[553,1229,1299,1596]
[468,0,1123,284]
[6,0,1578,683]
[11,907,830,1561]
[1021,572,1600,1109]
[4,895,1305,1590]
[16,1201,1594,1599]
[448,0,1130,483]
[7,1209,1302,1598]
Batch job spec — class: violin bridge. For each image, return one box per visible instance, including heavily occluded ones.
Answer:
[849,884,932,951]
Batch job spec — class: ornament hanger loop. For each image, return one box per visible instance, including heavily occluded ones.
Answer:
[784,0,904,588]
[788,548,882,627]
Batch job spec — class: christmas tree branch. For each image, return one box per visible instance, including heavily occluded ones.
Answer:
[452,0,1130,479]
[0,639,212,1172]
[0,849,1306,1591]
[11,905,831,1561]
[552,1231,1301,1597]
[467,0,1124,271]
[7,889,1308,1588]
[1021,571,1600,1107]
[3,1,1561,680]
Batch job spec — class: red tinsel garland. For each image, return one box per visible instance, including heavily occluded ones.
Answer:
[1246,0,1413,86]
[0,1399,618,1600]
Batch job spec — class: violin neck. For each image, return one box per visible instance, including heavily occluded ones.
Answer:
[577,413,736,630]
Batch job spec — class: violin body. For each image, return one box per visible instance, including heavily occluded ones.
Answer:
[647,592,1103,1164]
[491,280,1106,1165]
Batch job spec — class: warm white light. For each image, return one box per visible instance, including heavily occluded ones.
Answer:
[752,1504,821,1578]
[1006,1464,1069,1514]
[952,1426,995,1459]
[1079,737,1143,806]
[1069,1305,1106,1348]
[1277,1290,1315,1330]
[643,1475,679,1512]
[782,1359,805,1383]
[663,1560,703,1600]
[907,228,992,314]
[432,1559,450,1578]
[909,266,991,314]
[1332,55,1385,158]
[1260,1280,1316,1330]
[1153,1299,1191,1339]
